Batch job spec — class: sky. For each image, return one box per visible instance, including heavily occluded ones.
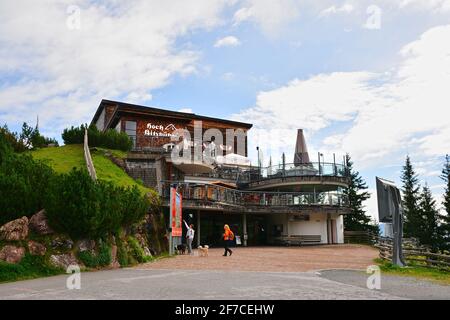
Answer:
[1,0,450,221]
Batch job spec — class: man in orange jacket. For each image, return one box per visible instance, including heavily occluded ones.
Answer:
[223,224,234,256]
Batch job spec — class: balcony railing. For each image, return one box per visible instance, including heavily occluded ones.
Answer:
[161,181,348,207]
[186,162,349,184]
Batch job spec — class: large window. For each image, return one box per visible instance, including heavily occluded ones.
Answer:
[125,121,137,148]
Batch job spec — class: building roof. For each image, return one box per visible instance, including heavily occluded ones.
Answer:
[294,129,311,165]
[91,99,253,130]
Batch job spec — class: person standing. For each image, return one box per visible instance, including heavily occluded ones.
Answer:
[223,224,234,256]
[183,220,195,255]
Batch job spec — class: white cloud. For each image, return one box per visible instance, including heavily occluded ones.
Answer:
[214,36,241,48]
[232,0,300,36]
[319,4,354,17]
[398,0,450,12]
[0,0,232,138]
[233,24,450,172]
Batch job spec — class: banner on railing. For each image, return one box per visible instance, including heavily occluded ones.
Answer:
[170,187,183,237]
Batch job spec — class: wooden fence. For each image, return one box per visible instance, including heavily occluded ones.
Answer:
[344,231,377,245]
[83,128,97,181]
[376,237,450,271]
[345,230,450,271]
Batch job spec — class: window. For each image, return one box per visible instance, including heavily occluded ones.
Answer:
[125,121,137,148]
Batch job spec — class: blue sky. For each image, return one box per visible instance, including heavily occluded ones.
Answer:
[1,0,450,219]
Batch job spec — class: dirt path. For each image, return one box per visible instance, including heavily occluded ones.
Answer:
[139,245,379,273]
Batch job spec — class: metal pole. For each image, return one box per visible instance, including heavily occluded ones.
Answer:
[318,152,321,175]
[243,213,248,247]
[197,210,201,247]
[333,153,337,176]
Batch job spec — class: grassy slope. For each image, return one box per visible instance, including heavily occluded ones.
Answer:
[30,144,150,195]
[375,258,450,285]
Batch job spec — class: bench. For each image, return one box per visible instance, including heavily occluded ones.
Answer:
[273,235,322,246]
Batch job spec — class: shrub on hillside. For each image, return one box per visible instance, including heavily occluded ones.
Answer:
[0,133,54,224]
[45,169,151,240]
[127,236,150,263]
[0,125,26,154]
[77,242,112,268]
[0,254,62,283]
[62,124,132,152]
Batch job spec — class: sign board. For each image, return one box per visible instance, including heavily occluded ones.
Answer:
[170,187,183,237]
[235,236,242,245]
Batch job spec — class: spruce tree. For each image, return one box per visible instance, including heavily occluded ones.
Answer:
[418,184,443,251]
[401,156,422,239]
[343,154,378,233]
[440,155,450,249]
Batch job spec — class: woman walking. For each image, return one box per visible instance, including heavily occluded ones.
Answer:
[222,224,234,256]
[183,220,195,255]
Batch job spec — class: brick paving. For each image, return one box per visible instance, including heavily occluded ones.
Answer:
[139,245,379,273]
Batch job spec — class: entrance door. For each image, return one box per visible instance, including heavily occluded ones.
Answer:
[327,219,337,244]
[330,219,337,244]
[247,215,268,246]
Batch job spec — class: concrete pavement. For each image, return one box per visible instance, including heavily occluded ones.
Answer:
[0,268,406,300]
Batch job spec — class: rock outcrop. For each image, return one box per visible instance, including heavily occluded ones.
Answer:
[0,216,29,241]
[77,239,96,252]
[28,240,47,256]
[0,245,26,263]
[29,210,54,235]
[51,236,74,251]
[50,253,80,270]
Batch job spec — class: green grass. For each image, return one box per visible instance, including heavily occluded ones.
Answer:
[0,254,63,283]
[30,144,150,195]
[30,144,85,173]
[91,150,149,195]
[375,258,450,285]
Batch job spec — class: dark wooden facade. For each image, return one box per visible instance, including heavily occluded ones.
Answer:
[92,99,252,157]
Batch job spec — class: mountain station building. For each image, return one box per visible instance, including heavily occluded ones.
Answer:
[91,99,350,247]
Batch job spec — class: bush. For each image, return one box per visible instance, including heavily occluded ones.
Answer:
[62,124,132,152]
[97,242,112,267]
[0,134,54,224]
[127,236,151,263]
[45,169,151,240]
[121,186,151,227]
[77,251,98,268]
[77,242,112,268]
[117,240,129,267]
[0,125,26,153]
[0,254,62,283]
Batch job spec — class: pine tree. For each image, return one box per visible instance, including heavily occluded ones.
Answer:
[418,184,443,251]
[401,156,422,239]
[440,155,450,249]
[343,154,378,233]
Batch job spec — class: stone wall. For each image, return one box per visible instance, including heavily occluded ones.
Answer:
[0,210,168,271]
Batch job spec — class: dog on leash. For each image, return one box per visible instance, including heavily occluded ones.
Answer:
[175,244,187,255]
[197,245,209,257]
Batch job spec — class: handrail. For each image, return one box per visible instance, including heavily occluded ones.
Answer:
[84,128,97,180]
[186,162,349,184]
[161,181,348,207]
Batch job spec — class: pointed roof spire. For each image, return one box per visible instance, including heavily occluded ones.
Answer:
[294,129,310,166]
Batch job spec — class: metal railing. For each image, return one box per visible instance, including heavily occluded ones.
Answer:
[186,162,349,184]
[161,181,348,207]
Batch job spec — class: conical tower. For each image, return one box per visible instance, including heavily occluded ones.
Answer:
[294,129,310,166]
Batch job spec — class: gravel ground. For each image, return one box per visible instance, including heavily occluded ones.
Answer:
[140,245,379,272]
